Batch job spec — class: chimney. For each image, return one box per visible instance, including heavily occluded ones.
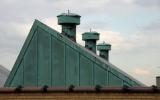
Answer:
[97,42,111,61]
[82,31,99,53]
[57,11,81,42]
[156,76,160,87]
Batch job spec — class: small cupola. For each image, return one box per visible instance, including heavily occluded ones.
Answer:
[57,11,81,42]
[97,42,111,61]
[82,31,99,53]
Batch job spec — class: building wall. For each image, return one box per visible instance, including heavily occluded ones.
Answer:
[0,92,159,100]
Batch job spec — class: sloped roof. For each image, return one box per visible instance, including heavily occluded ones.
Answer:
[0,65,9,76]
[0,65,9,87]
[5,20,144,87]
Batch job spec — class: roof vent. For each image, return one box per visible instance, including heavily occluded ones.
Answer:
[156,76,160,87]
[82,31,99,53]
[97,42,111,61]
[57,11,81,42]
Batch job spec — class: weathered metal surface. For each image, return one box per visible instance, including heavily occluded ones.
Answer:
[108,72,123,86]
[23,32,37,86]
[97,42,111,50]
[57,13,81,42]
[82,32,99,53]
[37,28,51,86]
[82,32,99,40]
[97,42,111,61]
[57,13,80,25]
[5,20,144,87]
[66,45,79,86]
[94,64,108,86]
[80,55,94,86]
[52,36,65,86]
[10,61,23,87]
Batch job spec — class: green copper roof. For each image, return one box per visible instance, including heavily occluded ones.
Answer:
[82,32,99,40]
[57,13,81,25]
[97,42,111,51]
[5,20,145,87]
[57,13,81,17]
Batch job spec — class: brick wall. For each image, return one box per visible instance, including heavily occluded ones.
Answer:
[0,92,160,100]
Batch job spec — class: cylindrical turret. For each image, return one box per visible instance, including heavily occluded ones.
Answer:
[82,31,99,53]
[57,12,81,42]
[97,42,111,61]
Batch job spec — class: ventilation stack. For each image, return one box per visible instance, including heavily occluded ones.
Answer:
[57,12,81,42]
[97,42,111,61]
[82,31,99,53]
[156,76,160,87]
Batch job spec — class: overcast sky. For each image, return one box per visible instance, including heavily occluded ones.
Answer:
[0,0,160,86]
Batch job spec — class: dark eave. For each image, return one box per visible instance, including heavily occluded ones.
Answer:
[0,86,160,93]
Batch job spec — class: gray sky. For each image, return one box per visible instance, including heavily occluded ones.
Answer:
[0,0,160,86]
